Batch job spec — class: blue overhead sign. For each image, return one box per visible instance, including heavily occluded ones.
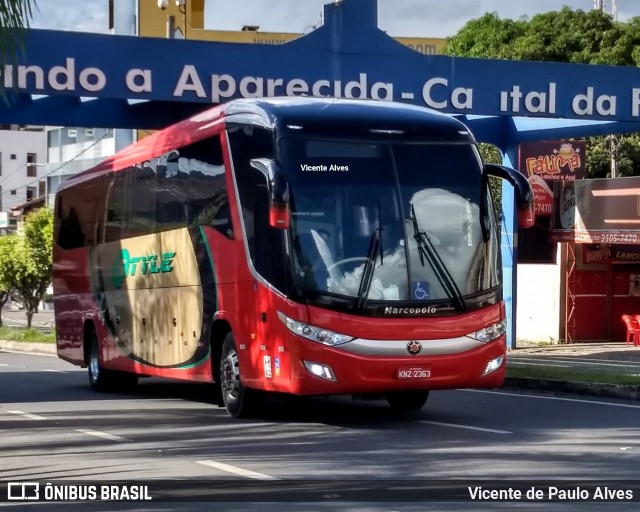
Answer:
[3,0,640,131]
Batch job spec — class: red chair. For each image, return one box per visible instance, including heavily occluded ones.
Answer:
[634,316,640,346]
[622,315,640,346]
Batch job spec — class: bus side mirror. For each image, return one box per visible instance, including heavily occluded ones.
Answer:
[484,163,535,229]
[250,158,290,229]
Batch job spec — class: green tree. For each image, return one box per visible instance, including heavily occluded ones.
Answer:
[0,208,53,328]
[585,134,640,178]
[444,8,637,65]
[478,143,503,219]
[0,0,36,99]
[444,8,640,178]
[0,236,16,327]
[443,13,526,60]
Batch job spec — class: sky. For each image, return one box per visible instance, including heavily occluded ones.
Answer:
[28,0,640,38]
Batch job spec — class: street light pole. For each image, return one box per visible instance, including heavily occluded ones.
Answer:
[157,0,187,39]
[177,0,187,38]
[166,14,176,39]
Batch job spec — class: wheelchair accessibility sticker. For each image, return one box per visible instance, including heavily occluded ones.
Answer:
[412,281,430,300]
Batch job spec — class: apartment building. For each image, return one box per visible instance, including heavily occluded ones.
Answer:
[0,125,47,232]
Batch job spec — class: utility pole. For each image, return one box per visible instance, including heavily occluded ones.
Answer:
[593,0,617,19]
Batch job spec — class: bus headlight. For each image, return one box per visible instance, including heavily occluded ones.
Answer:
[467,319,507,343]
[277,311,354,346]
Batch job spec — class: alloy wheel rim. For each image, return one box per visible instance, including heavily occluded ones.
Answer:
[89,343,99,383]
[221,349,240,401]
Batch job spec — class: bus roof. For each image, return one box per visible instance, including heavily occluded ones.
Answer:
[58,97,474,192]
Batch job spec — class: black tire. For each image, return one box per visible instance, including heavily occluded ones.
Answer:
[386,391,429,412]
[87,330,138,392]
[210,339,224,407]
[219,332,259,417]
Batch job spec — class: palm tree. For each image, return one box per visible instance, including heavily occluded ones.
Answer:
[0,0,35,99]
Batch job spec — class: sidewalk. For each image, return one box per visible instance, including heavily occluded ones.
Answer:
[0,340,56,355]
[506,341,640,400]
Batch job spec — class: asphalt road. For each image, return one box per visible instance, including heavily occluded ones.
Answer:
[1,351,640,511]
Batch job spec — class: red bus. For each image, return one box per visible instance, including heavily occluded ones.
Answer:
[53,97,533,417]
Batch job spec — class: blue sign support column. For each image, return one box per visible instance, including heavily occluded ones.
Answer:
[500,144,520,349]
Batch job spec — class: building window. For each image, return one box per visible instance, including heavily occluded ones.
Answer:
[10,189,16,195]
[10,154,16,160]
[26,153,37,177]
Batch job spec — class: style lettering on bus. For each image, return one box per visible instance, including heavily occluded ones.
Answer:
[112,248,176,288]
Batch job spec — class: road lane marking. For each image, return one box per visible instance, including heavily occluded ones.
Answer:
[465,389,640,409]
[0,363,8,367]
[7,410,47,420]
[43,369,66,373]
[75,429,130,442]
[417,420,512,434]
[508,361,572,368]
[196,460,279,480]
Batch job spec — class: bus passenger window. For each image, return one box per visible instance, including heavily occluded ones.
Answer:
[57,206,85,249]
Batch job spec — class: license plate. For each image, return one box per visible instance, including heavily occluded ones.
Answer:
[397,366,431,379]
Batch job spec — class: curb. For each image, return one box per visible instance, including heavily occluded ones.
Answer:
[0,340,57,355]
[504,377,640,401]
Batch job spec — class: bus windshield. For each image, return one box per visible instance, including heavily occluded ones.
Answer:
[281,138,501,307]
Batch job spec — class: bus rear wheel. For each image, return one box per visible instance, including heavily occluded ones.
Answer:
[386,391,429,412]
[87,331,138,392]
[220,332,258,418]
[88,331,115,392]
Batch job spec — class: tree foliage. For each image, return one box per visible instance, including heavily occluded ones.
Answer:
[0,0,36,101]
[444,8,640,179]
[0,209,53,328]
[0,0,34,61]
[444,8,640,65]
[0,236,15,327]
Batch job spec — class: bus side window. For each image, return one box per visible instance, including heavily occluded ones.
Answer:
[161,134,231,238]
[208,195,233,239]
[57,204,85,250]
[105,173,125,243]
[229,125,288,291]
[56,176,109,249]
[125,166,156,238]
[229,126,276,262]
[54,195,64,244]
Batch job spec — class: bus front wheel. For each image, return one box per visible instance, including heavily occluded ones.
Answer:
[220,332,258,417]
[386,391,429,412]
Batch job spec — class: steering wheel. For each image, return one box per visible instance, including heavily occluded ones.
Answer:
[326,257,370,273]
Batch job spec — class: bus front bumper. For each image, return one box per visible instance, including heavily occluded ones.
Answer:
[286,334,507,396]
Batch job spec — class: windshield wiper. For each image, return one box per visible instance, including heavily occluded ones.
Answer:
[410,205,466,312]
[356,205,384,309]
